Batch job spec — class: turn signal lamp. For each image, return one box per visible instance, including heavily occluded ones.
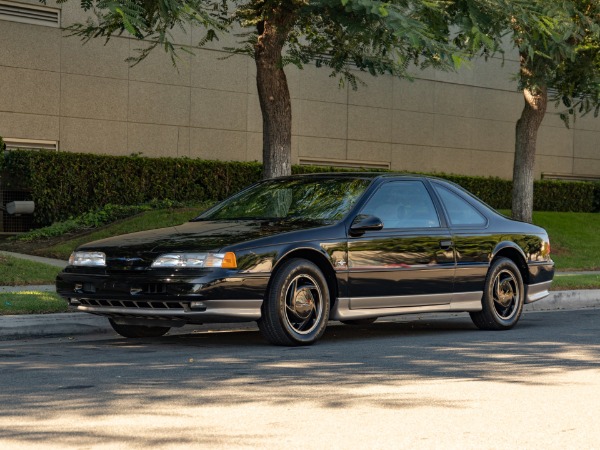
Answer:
[221,252,237,269]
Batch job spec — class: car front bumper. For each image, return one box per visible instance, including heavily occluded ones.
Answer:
[56,270,268,326]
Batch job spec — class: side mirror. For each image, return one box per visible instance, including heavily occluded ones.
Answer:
[349,214,383,236]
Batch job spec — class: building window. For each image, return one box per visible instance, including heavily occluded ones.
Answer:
[298,157,390,170]
[0,0,60,28]
[3,138,58,151]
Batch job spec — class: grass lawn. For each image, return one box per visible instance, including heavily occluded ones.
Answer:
[0,254,62,286]
[531,211,600,271]
[497,211,600,271]
[0,291,67,315]
[551,274,600,291]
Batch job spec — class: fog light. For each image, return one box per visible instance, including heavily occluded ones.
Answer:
[190,301,206,310]
[191,283,205,293]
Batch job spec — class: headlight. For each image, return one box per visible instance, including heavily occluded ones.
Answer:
[151,252,237,269]
[69,251,106,267]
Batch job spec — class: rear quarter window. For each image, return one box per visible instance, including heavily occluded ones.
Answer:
[433,184,487,227]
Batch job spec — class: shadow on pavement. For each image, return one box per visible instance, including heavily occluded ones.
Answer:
[0,309,599,446]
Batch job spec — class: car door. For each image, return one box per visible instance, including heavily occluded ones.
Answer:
[347,179,455,308]
[431,182,492,298]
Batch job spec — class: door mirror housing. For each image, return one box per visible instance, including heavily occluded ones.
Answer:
[349,214,384,236]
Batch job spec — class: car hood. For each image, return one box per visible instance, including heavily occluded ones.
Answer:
[77,219,325,256]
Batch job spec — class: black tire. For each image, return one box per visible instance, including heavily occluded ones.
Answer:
[470,257,524,330]
[108,319,170,338]
[258,258,330,346]
[340,318,377,326]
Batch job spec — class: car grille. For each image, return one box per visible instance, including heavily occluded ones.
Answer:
[106,256,153,272]
[144,283,167,294]
[78,299,186,310]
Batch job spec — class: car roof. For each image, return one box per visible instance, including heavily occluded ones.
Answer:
[274,172,478,203]
[274,172,427,180]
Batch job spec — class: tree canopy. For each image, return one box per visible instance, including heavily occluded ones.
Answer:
[52,0,477,178]
[462,0,600,222]
[63,0,464,76]
[46,0,600,218]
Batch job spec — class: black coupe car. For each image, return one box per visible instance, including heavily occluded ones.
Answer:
[56,173,554,346]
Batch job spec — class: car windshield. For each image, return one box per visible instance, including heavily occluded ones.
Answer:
[196,177,372,222]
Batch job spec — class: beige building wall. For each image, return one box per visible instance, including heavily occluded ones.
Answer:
[1,0,599,179]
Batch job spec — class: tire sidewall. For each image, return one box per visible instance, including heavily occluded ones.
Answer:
[271,259,330,344]
[483,258,524,328]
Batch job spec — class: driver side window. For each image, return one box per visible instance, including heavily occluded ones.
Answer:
[361,181,440,229]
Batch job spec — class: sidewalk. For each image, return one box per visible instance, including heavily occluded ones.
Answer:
[0,250,67,268]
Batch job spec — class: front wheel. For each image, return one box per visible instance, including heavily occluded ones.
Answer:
[470,257,524,330]
[108,319,170,338]
[258,259,330,346]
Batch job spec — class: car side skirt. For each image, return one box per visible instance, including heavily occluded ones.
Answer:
[330,291,483,320]
[525,280,552,304]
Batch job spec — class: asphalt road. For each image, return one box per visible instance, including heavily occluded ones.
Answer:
[1,309,600,449]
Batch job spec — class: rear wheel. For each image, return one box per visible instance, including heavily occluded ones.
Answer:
[258,259,330,346]
[108,319,170,338]
[470,257,524,330]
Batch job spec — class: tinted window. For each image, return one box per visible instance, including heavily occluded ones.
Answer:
[361,181,440,229]
[198,178,371,222]
[434,184,487,226]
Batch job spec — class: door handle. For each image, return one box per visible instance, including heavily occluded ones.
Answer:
[439,240,453,249]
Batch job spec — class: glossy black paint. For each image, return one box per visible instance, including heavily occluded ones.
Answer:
[56,173,554,326]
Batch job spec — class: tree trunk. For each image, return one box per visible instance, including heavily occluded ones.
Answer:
[255,17,293,179]
[512,81,547,223]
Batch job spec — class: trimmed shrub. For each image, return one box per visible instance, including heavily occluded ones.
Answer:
[0,151,262,225]
[533,180,597,212]
[0,149,597,226]
[441,175,597,213]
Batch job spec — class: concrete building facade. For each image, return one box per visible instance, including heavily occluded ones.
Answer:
[1,0,599,180]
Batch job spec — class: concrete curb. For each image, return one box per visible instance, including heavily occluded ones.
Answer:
[0,290,598,340]
[0,313,111,340]
[525,289,600,312]
[0,285,55,293]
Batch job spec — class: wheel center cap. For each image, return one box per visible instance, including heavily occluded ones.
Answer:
[293,289,314,319]
[497,280,514,307]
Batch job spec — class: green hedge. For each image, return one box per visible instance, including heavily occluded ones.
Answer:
[0,150,597,226]
[0,151,262,225]
[440,175,599,212]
